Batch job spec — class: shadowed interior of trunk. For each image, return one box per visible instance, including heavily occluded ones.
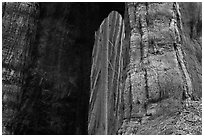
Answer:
[4,3,125,135]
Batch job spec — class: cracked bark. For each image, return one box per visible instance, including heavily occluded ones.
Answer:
[2,2,39,134]
[118,3,201,135]
[123,2,194,125]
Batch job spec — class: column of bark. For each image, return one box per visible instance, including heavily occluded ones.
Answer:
[172,2,193,101]
[124,2,190,122]
[124,2,149,120]
[2,2,39,134]
[139,3,149,64]
[118,2,200,134]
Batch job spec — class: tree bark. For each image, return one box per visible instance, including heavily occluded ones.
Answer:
[118,2,201,135]
[2,2,39,134]
[123,2,193,120]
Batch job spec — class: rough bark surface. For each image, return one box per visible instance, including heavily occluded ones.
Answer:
[117,2,202,135]
[124,2,184,119]
[2,2,39,134]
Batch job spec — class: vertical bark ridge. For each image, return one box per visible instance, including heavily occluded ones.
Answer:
[172,2,193,99]
[122,2,195,127]
[125,2,149,119]
[2,2,39,134]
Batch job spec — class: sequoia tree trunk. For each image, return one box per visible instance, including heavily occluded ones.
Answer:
[123,1,201,119]
[88,2,201,135]
[2,2,201,135]
[118,2,201,134]
[2,2,39,134]
[124,2,186,120]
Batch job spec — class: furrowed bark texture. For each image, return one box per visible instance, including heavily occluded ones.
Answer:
[88,11,125,135]
[123,2,193,120]
[2,2,39,134]
[118,2,201,135]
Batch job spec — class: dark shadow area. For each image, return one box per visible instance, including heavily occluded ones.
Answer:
[6,2,125,135]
